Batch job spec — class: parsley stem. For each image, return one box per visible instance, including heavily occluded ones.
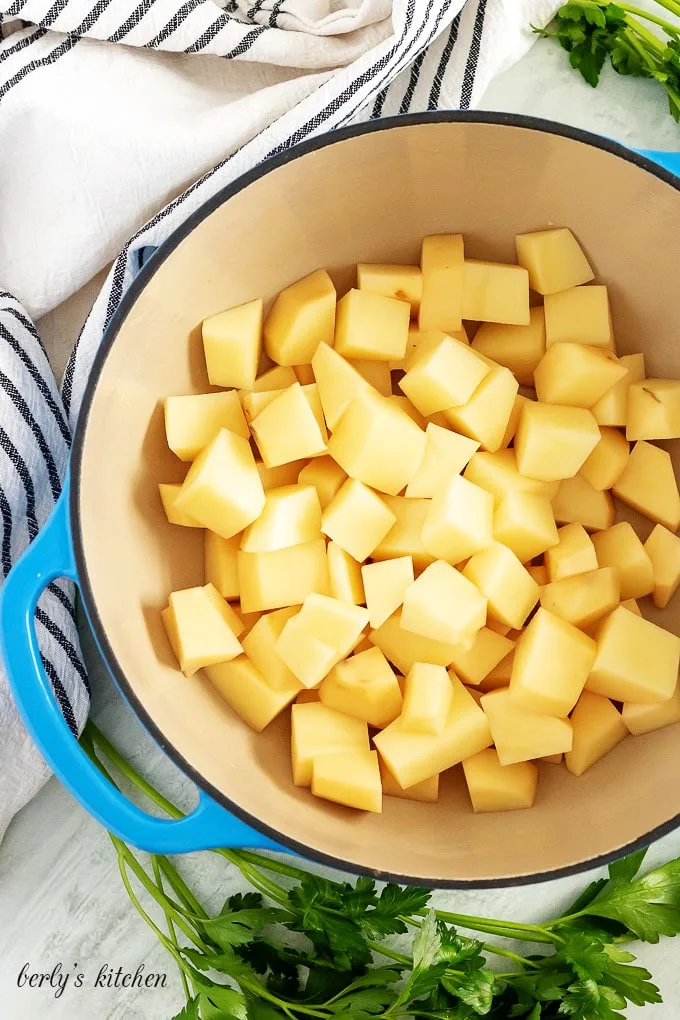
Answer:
[156,856,209,920]
[153,857,192,1003]
[618,2,680,34]
[416,908,562,945]
[367,941,411,965]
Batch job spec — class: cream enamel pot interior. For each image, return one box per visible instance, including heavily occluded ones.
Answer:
[2,113,680,888]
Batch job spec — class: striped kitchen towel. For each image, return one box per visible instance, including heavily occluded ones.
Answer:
[0,0,558,841]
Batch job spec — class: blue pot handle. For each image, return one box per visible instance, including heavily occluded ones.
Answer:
[0,477,285,854]
[637,149,680,178]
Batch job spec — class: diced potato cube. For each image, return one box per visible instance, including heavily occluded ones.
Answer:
[528,565,548,586]
[294,593,369,660]
[644,524,680,608]
[159,483,201,527]
[354,635,374,654]
[294,364,316,385]
[328,541,365,605]
[591,522,654,600]
[478,649,515,691]
[361,556,414,629]
[481,688,573,764]
[349,358,392,396]
[205,530,240,600]
[544,285,612,348]
[241,388,286,422]
[357,263,422,315]
[591,353,645,426]
[389,394,428,429]
[464,449,558,505]
[328,391,426,496]
[627,379,680,441]
[422,474,494,564]
[515,402,600,482]
[291,702,369,786]
[379,762,439,803]
[448,628,515,686]
[463,749,538,812]
[165,391,249,462]
[241,606,300,691]
[401,663,453,735]
[175,429,265,539]
[500,395,530,449]
[206,655,300,732]
[471,307,545,386]
[462,260,530,325]
[163,583,243,676]
[402,561,487,644]
[276,618,338,689]
[399,335,489,415]
[310,342,375,429]
[319,647,402,728]
[257,460,308,491]
[237,539,329,613]
[264,269,336,365]
[250,382,327,468]
[621,598,643,616]
[539,568,619,630]
[202,298,262,390]
[613,441,680,531]
[371,496,434,570]
[312,749,382,812]
[622,681,680,735]
[418,234,464,332]
[370,609,459,674]
[580,427,629,491]
[240,484,321,553]
[545,523,597,581]
[374,675,491,787]
[533,343,627,408]
[463,544,539,629]
[565,691,628,776]
[334,289,410,361]
[252,365,298,392]
[542,753,563,765]
[515,227,594,295]
[509,607,596,716]
[322,479,396,562]
[297,457,347,511]
[587,605,680,702]
[443,364,519,453]
[493,491,558,563]
[552,474,615,532]
[405,423,479,498]
[236,608,262,634]
[403,325,469,373]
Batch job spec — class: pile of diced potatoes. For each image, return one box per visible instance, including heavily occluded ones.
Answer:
[159,227,680,817]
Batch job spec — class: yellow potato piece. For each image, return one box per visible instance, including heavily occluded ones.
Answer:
[334,288,410,361]
[165,391,249,461]
[310,341,375,429]
[202,297,262,391]
[545,523,597,581]
[463,543,539,630]
[357,263,422,315]
[163,583,243,676]
[471,306,545,386]
[515,402,600,482]
[405,423,479,498]
[389,395,428,429]
[370,609,459,674]
[447,628,515,687]
[510,607,596,717]
[644,524,680,609]
[540,568,619,630]
[579,427,629,491]
[477,649,515,691]
[500,395,530,449]
[207,655,300,732]
[297,456,347,510]
[296,689,321,704]
[256,459,308,491]
[401,663,454,735]
[565,691,628,777]
[533,343,627,408]
[349,358,392,396]
[327,541,366,606]
[175,429,265,539]
[622,681,680,735]
[371,496,435,570]
[463,748,538,813]
[291,702,369,786]
[591,352,645,427]
[237,539,329,613]
[422,474,494,565]
[480,688,573,765]
[418,234,464,333]
[542,753,564,765]
[462,260,530,325]
[251,382,328,468]
[294,593,369,659]
[493,491,558,563]
[379,762,439,803]
[374,675,492,788]
[241,606,300,691]
[205,530,240,600]
[320,647,402,728]
[613,440,680,532]
[252,365,298,392]
[264,268,336,366]
[241,388,285,423]
[399,336,489,415]
[592,522,654,601]
[403,326,469,374]
[515,227,594,295]
[294,364,316,385]
[240,484,322,553]
[627,379,680,441]
[312,749,382,813]
[551,474,615,532]
[322,478,396,563]
[159,483,201,527]
[620,598,642,616]
[402,560,487,645]
[527,565,548,586]
[361,556,414,629]
[587,605,680,703]
[464,449,558,505]
[443,363,519,453]
[544,284,612,349]
[276,618,339,689]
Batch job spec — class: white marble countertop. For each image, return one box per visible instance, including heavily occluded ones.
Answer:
[2,25,680,1020]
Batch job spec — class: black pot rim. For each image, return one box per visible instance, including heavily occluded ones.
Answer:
[70,110,680,888]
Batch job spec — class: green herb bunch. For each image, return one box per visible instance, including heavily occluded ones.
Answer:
[536,0,680,122]
[81,723,680,1020]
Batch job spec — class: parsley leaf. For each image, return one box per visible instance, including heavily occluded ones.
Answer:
[172,999,201,1020]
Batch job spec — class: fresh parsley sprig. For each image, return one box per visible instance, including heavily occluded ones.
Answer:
[82,722,678,1019]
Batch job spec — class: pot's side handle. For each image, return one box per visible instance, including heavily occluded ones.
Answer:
[0,481,284,855]
[637,149,680,178]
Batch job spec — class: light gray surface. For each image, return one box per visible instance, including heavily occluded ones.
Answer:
[2,31,680,1020]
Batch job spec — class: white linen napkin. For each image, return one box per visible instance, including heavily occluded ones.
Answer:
[0,0,558,842]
